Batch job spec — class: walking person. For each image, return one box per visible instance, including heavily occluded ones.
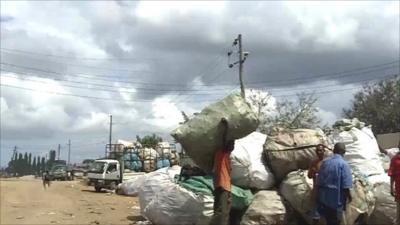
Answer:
[209,118,235,225]
[317,143,352,225]
[42,170,51,189]
[308,144,327,225]
[388,140,400,225]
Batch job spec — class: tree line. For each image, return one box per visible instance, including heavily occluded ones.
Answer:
[7,151,53,177]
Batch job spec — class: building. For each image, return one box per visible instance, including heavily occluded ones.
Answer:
[377,132,400,149]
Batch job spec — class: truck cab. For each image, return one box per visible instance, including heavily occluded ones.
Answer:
[87,159,121,192]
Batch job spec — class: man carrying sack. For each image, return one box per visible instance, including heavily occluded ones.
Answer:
[210,118,235,225]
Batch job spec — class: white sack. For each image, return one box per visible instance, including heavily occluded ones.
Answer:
[387,148,399,159]
[240,190,286,225]
[367,183,396,225]
[231,132,275,189]
[143,182,214,225]
[138,166,182,214]
[332,127,384,177]
[117,175,146,196]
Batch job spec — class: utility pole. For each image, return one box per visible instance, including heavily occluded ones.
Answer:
[68,139,71,165]
[57,144,61,160]
[228,34,248,98]
[107,114,112,158]
[238,34,245,98]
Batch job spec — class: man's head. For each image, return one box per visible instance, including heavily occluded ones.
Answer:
[315,144,325,159]
[333,142,346,155]
[225,140,235,152]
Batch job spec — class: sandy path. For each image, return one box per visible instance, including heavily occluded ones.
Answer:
[0,178,144,225]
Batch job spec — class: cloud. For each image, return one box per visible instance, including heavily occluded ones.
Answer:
[0,1,398,166]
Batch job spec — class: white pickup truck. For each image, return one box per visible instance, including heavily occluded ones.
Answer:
[87,159,144,192]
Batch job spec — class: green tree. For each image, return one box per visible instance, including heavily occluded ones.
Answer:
[32,157,37,175]
[28,153,32,174]
[16,153,23,176]
[136,134,163,149]
[343,77,400,134]
[263,92,321,134]
[36,156,41,175]
[41,157,46,174]
[7,154,15,176]
[23,152,29,175]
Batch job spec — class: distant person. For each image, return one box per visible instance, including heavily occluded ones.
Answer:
[308,144,326,225]
[317,143,352,225]
[209,118,235,225]
[388,142,400,225]
[42,170,51,189]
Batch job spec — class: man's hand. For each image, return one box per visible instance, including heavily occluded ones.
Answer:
[220,117,228,125]
[391,188,395,197]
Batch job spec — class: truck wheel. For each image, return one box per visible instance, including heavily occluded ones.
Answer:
[109,182,117,190]
[95,186,102,192]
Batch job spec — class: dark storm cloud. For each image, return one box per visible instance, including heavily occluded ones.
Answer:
[0,1,399,166]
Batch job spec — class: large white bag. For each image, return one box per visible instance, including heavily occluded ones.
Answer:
[138,166,182,214]
[118,166,182,197]
[332,127,384,177]
[117,175,146,196]
[172,93,259,172]
[143,182,214,225]
[231,132,275,189]
[240,190,286,225]
[367,183,396,225]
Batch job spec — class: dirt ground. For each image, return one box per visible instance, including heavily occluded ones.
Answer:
[0,177,145,225]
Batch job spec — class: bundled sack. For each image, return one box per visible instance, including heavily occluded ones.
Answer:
[170,151,180,166]
[280,170,375,225]
[143,182,214,225]
[264,128,328,181]
[367,183,396,225]
[138,166,181,214]
[231,132,275,190]
[139,148,159,160]
[143,159,156,172]
[172,93,259,172]
[116,175,146,196]
[240,190,286,225]
[332,119,384,177]
[156,159,171,169]
[179,175,254,211]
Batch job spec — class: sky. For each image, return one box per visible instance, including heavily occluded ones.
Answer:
[0,1,399,166]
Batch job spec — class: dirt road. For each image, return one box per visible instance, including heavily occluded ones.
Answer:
[0,177,144,225]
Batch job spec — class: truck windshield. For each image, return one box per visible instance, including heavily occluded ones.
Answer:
[89,162,106,173]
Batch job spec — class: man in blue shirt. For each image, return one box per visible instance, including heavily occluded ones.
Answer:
[317,142,353,225]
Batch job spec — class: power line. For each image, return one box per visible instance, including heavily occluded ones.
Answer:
[262,73,398,95]
[0,83,220,103]
[1,47,159,61]
[271,74,398,98]
[248,60,399,85]
[1,59,398,87]
[1,73,230,96]
[1,53,156,74]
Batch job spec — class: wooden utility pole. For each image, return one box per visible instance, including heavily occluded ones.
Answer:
[67,139,71,165]
[106,114,112,158]
[229,34,248,98]
[238,34,245,98]
[57,144,61,160]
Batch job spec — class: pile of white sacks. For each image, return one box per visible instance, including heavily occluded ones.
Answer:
[117,118,397,225]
